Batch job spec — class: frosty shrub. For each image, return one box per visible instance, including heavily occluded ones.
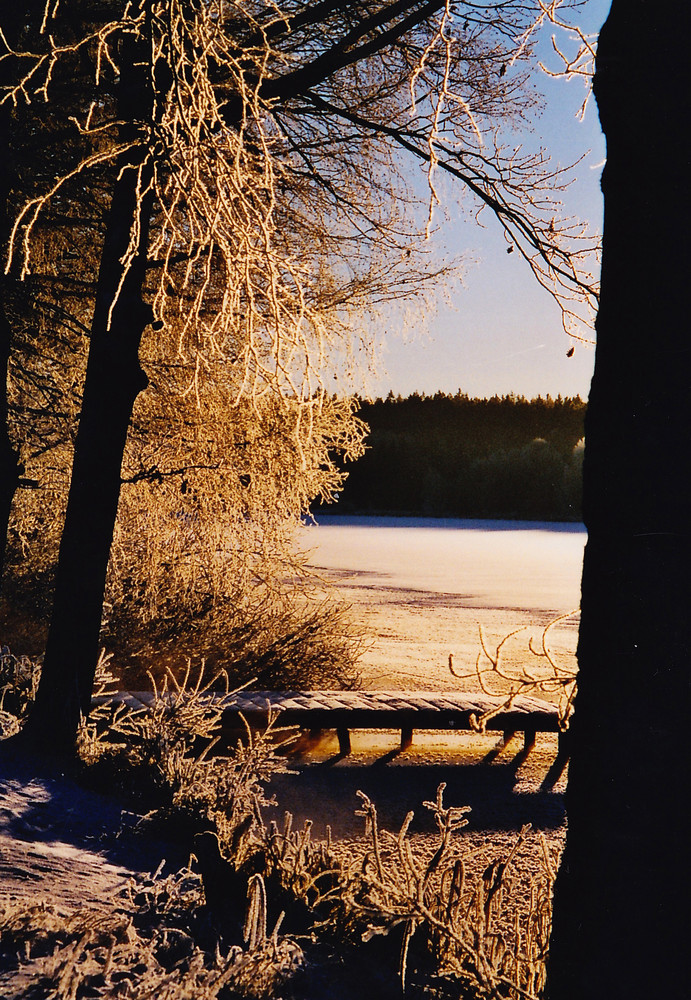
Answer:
[0,647,41,731]
[2,659,560,1000]
[0,866,306,1000]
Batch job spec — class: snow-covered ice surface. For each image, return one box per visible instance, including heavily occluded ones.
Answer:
[303,515,585,610]
[301,516,586,691]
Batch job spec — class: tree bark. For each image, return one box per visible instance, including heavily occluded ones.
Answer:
[546,4,691,998]
[0,170,22,585]
[22,21,155,751]
[0,13,27,585]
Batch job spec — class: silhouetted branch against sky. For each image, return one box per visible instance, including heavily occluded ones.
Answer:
[2,2,604,401]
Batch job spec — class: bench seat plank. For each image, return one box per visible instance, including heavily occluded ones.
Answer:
[221,690,562,752]
[94,689,564,755]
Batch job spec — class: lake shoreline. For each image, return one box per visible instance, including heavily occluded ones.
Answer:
[309,512,586,533]
[312,507,584,525]
[301,515,584,691]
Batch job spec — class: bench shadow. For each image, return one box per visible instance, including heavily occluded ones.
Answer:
[540,748,570,792]
[313,750,350,767]
[309,743,406,768]
[371,746,405,767]
[267,759,566,840]
[481,733,534,770]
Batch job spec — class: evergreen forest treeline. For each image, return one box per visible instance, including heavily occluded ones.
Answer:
[325,392,586,521]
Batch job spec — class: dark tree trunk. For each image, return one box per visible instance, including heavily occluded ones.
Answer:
[22,23,155,752]
[546,5,691,998]
[0,13,26,584]
[0,185,22,585]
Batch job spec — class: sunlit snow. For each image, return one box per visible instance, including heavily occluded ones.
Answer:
[302,515,585,613]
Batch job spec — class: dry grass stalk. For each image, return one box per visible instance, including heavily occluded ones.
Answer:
[2,662,563,998]
[0,866,304,999]
[322,783,555,999]
[79,673,559,998]
[448,612,579,733]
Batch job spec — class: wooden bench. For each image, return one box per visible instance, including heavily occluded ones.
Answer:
[94,689,567,758]
[220,690,566,756]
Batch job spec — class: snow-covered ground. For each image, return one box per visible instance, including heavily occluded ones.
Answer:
[300,516,586,691]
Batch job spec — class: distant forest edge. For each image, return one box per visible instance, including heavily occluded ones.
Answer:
[318,392,586,522]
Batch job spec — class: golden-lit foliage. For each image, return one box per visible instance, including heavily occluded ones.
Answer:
[1,2,599,680]
[3,1,598,373]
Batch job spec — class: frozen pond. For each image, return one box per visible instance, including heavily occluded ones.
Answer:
[302,515,585,613]
[300,515,586,691]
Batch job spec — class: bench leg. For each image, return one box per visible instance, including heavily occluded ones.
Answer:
[337,727,351,755]
[523,729,536,753]
[401,724,413,750]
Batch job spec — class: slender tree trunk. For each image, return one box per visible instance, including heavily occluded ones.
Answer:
[22,22,155,752]
[546,5,691,998]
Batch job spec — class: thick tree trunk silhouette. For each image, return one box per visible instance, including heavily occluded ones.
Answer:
[0,187,22,585]
[546,5,691,998]
[0,13,25,584]
[22,25,155,751]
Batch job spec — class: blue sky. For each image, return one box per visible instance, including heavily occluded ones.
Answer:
[366,0,610,401]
